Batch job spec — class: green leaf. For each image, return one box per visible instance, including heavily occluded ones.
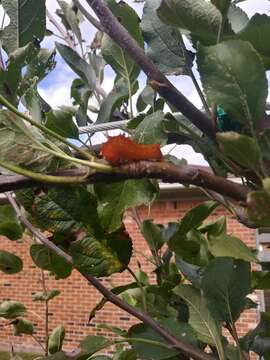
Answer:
[157,0,232,45]
[113,350,137,360]
[0,250,23,274]
[175,257,202,288]
[173,285,225,359]
[0,110,63,172]
[48,325,66,354]
[32,289,61,302]
[56,43,96,89]
[201,257,251,323]
[95,180,158,233]
[71,78,92,126]
[0,301,26,319]
[141,0,187,75]
[237,14,270,70]
[217,132,262,173]
[23,48,56,85]
[0,204,23,240]
[133,110,168,145]
[89,282,138,321]
[207,233,257,262]
[0,42,40,105]
[141,220,164,252]
[80,335,112,355]
[70,231,132,277]
[129,317,197,360]
[197,40,268,126]
[46,109,79,139]
[172,201,218,236]
[30,244,72,279]
[247,191,270,227]
[101,0,144,82]
[136,85,155,112]
[33,187,101,236]
[1,0,46,53]
[57,1,83,48]
[96,79,129,124]
[13,318,34,335]
[227,4,249,33]
[169,229,205,265]
[199,216,226,237]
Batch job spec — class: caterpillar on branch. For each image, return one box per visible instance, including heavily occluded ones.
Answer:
[100,135,163,165]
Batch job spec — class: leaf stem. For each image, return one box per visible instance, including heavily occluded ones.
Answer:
[0,94,94,161]
[0,160,88,184]
[40,271,49,355]
[179,36,210,116]
[127,266,148,313]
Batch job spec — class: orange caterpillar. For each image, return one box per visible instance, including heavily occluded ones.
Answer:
[101,135,163,165]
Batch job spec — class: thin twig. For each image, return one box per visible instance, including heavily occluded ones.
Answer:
[83,0,215,139]
[73,0,104,32]
[6,193,214,360]
[46,9,75,49]
[127,266,148,313]
[31,335,46,353]
[40,271,49,355]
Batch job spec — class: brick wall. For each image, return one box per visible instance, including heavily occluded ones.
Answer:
[0,197,259,354]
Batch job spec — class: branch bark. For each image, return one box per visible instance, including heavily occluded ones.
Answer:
[83,0,215,139]
[0,161,248,203]
[6,193,214,360]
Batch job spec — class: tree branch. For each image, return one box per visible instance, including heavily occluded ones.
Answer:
[82,0,215,139]
[0,162,248,202]
[6,193,214,360]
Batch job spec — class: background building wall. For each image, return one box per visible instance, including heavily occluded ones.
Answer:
[0,197,258,354]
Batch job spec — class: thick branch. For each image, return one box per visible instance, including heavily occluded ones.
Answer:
[83,0,215,139]
[6,193,214,360]
[0,162,248,202]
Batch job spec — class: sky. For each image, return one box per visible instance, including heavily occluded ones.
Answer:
[2,0,270,164]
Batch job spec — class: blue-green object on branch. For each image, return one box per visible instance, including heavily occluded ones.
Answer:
[217,106,242,132]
